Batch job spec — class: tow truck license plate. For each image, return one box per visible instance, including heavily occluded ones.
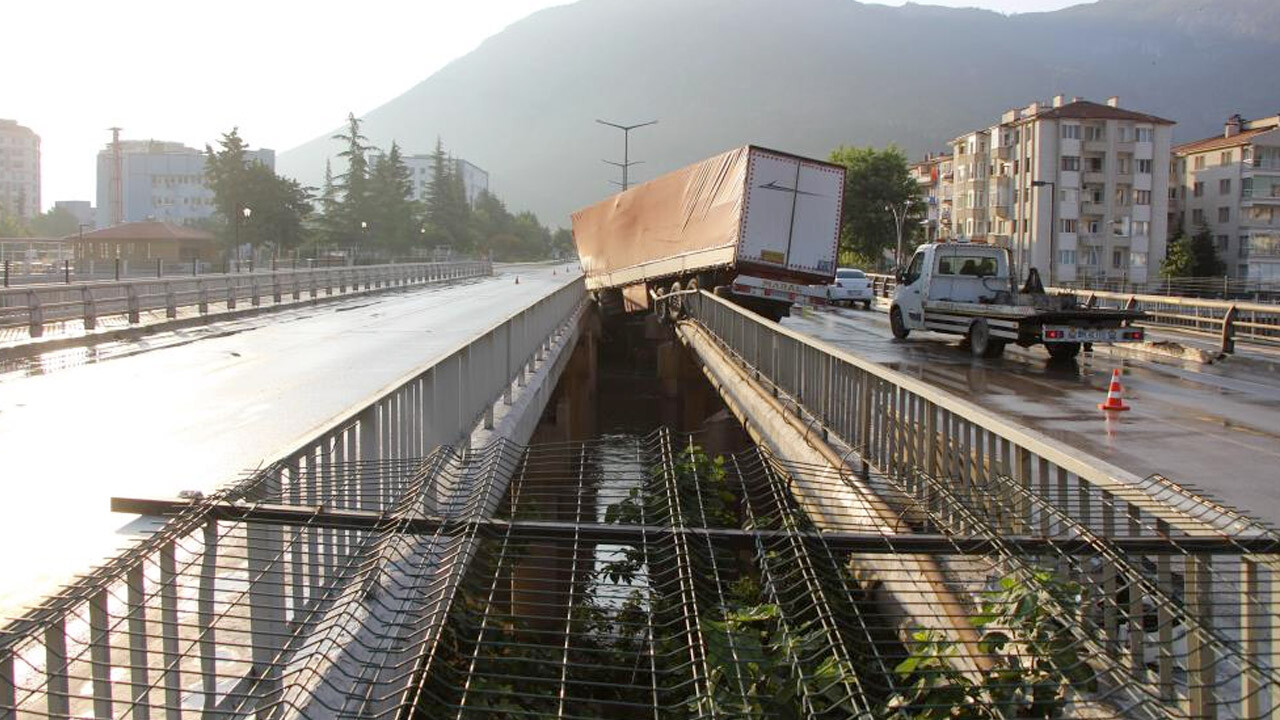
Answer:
[1045,326,1121,343]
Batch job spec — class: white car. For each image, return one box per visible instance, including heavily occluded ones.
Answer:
[827,267,873,309]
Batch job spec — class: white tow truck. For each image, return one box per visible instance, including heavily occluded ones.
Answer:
[888,242,1146,360]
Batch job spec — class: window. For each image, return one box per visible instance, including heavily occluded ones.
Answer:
[1219,207,1231,223]
[1131,252,1148,268]
[1084,125,1104,141]
[1193,181,1204,197]
[1058,250,1076,265]
[1137,159,1153,174]
[1112,249,1127,268]
[1221,150,1233,165]
[1087,220,1101,234]
[1083,247,1101,266]
[1061,219,1078,233]
[1134,190,1151,205]
[1059,188,1078,203]
[1118,126,1132,142]
[1219,178,1232,195]
[1243,148,1253,164]
[1243,177,1254,197]
[937,255,999,276]
[1062,124,1081,139]
[1132,220,1150,236]
[1239,264,1249,277]
[1135,127,1154,142]
[1115,186,1131,206]
[1217,235,1229,251]
[1194,156,1206,170]
[1239,237,1249,258]
[1061,156,1080,171]
[1117,156,1131,174]
[1086,156,1103,172]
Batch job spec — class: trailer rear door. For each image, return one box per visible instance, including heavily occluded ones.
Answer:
[738,149,843,282]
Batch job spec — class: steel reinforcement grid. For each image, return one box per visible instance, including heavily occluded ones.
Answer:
[1,428,1278,719]
[0,261,492,339]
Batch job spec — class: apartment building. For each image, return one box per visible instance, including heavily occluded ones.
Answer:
[96,138,275,228]
[909,153,952,242]
[0,119,41,220]
[945,96,1174,285]
[1172,113,1280,280]
[398,154,490,207]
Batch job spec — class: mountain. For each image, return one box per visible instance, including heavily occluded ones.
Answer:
[276,0,1280,226]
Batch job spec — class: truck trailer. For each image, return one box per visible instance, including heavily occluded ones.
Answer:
[570,145,845,321]
[889,242,1147,360]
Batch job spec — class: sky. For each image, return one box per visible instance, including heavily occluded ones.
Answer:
[4,0,1089,213]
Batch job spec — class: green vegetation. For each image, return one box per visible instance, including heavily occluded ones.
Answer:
[204,128,313,253]
[828,144,925,270]
[1160,225,1225,278]
[885,568,1095,719]
[310,114,571,261]
[0,205,83,238]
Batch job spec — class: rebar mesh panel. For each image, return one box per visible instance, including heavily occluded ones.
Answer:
[2,430,1277,719]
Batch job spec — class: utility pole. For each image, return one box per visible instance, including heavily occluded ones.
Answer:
[108,127,124,226]
[596,119,657,191]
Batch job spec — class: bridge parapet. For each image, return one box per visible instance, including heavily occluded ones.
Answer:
[680,288,1280,717]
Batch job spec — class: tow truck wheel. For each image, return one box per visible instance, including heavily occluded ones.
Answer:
[968,319,1006,358]
[890,306,910,340]
[1046,342,1081,361]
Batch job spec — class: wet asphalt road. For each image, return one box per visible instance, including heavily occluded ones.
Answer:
[782,306,1280,527]
[0,264,577,617]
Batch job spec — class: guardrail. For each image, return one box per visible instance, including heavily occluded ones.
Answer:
[0,277,588,719]
[867,273,1280,354]
[683,288,1280,717]
[0,260,492,340]
[1054,288,1280,354]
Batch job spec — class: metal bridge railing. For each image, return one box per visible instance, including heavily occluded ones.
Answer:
[0,277,586,719]
[683,288,1280,718]
[0,260,492,339]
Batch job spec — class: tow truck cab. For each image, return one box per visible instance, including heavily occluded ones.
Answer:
[893,243,1012,330]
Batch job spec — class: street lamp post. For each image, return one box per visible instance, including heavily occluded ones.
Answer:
[596,119,657,191]
[886,200,912,270]
[77,223,89,279]
[1031,179,1056,284]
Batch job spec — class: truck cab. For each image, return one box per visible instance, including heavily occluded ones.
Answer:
[892,243,1012,331]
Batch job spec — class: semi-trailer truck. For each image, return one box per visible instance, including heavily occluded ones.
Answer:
[570,145,845,321]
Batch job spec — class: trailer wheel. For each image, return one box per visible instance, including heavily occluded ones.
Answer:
[666,280,684,322]
[1046,342,1081,362]
[968,319,1005,358]
[890,306,910,340]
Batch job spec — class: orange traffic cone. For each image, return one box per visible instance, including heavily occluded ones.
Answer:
[1098,369,1130,412]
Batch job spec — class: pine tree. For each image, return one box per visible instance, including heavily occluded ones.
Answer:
[331,112,374,248]
[367,142,420,253]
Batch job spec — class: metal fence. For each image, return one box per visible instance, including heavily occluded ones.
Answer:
[1053,289,1280,354]
[683,288,1279,718]
[0,261,492,339]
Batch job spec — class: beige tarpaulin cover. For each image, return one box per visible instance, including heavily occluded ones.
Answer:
[571,146,749,291]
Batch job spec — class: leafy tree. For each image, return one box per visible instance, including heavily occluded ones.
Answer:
[1160,225,1224,278]
[29,207,81,238]
[205,127,314,255]
[828,145,924,270]
[0,208,30,237]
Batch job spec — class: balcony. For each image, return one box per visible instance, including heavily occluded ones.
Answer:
[990,146,1011,160]
[1247,234,1280,259]
[1084,140,1108,153]
[1083,171,1106,185]
[1081,201,1105,216]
